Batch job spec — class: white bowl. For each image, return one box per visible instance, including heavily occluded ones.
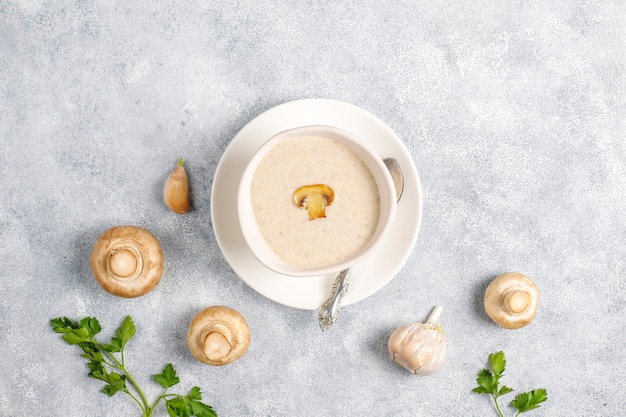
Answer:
[237,125,397,277]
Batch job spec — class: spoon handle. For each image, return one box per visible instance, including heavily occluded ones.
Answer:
[318,268,352,331]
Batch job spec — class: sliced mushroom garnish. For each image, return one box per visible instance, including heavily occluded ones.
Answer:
[293,184,335,220]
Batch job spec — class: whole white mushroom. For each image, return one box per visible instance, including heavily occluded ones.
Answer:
[484,272,540,329]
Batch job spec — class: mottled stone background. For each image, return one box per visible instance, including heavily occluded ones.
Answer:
[1,1,625,416]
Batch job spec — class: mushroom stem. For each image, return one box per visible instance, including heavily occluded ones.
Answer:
[200,323,234,363]
[502,290,530,314]
[426,305,443,325]
[106,245,143,282]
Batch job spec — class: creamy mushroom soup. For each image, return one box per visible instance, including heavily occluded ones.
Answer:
[250,135,380,269]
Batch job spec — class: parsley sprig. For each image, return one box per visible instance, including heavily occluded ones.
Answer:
[50,315,217,417]
[472,351,547,417]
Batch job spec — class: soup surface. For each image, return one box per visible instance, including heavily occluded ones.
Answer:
[250,135,380,269]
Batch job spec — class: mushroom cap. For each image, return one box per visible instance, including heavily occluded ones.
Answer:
[90,225,164,298]
[484,272,540,329]
[187,306,250,366]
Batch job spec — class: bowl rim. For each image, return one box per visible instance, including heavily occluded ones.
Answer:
[236,124,398,277]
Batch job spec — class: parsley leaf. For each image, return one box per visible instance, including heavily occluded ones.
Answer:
[154,363,180,389]
[61,328,91,345]
[115,315,136,348]
[512,389,548,414]
[80,317,102,337]
[50,317,79,332]
[472,351,547,417]
[187,386,203,401]
[165,387,217,417]
[102,384,123,397]
[50,315,218,417]
[102,337,123,353]
[489,351,506,377]
[472,368,497,394]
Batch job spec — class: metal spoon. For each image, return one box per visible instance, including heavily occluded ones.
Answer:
[318,157,404,330]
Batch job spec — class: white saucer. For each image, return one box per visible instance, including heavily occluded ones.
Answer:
[210,98,423,310]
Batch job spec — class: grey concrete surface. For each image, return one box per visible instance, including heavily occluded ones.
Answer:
[1,1,625,416]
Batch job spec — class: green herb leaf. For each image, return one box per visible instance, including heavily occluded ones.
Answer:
[61,327,92,345]
[106,371,127,389]
[187,386,202,401]
[189,399,217,417]
[472,369,497,395]
[165,392,217,417]
[80,317,102,337]
[89,367,127,392]
[102,384,122,397]
[115,315,136,347]
[50,317,79,333]
[102,337,123,353]
[80,344,104,362]
[51,315,218,417]
[511,389,548,414]
[471,385,491,394]
[153,363,180,389]
[473,351,547,417]
[489,351,506,377]
[87,360,104,374]
[166,397,192,417]
[188,388,217,417]
[88,363,109,382]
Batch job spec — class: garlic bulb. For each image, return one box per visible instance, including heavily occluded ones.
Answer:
[163,157,190,214]
[388,306,447,375]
